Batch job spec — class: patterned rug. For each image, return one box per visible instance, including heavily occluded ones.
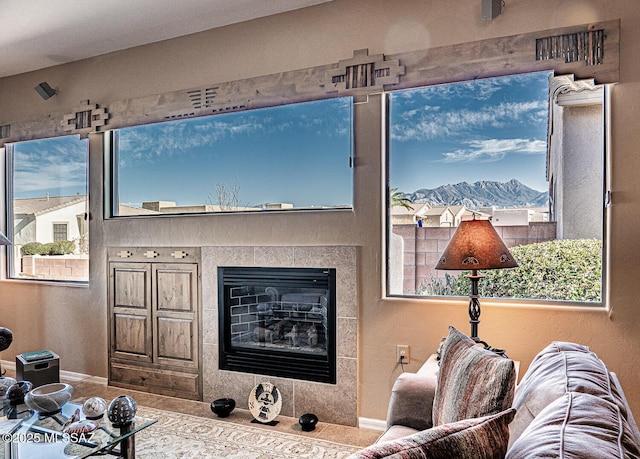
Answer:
[134,406,361,458]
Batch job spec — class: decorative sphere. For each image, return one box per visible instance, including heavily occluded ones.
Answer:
[5,380,33,405]
[0,376,17,397]
[299,413,319,432]
[211,398,236,417]
[107,395,137,427]
[82,396,108,420]
[0,327,13,352]
[24,382,74,415]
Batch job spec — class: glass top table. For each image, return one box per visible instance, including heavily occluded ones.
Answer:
[1,397,156,459]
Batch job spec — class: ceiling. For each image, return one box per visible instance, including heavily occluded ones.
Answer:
[0,0,332,79]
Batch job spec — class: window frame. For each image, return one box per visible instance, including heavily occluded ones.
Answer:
[105,97,355,219]
[383,75,611,308]
[5,135,89,285]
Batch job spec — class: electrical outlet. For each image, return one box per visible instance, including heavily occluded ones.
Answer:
[396,344,410,363]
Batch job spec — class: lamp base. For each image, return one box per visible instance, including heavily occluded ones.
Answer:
[472,336,507,358]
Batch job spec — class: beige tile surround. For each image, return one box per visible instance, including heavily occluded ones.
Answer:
[201,246,358,426]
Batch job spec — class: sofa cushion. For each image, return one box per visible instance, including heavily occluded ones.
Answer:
[348,408,516,459]
[432,326,516,426]
[509,341,631,447]
[506,392,640,459]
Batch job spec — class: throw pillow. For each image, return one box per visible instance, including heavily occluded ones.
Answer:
[507,392,640,459]
[348,408,516,459]
[432,326,516,426]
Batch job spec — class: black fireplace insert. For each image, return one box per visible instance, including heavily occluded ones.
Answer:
[218,266,337,384]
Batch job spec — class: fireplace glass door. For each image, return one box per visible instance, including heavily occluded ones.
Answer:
[218,267,336,384]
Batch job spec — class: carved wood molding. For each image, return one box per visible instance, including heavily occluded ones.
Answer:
[62,100,109,136]
[322,49,405,99]
[1,20,619,147]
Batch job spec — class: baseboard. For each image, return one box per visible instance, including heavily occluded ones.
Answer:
[358,417,386,432]
[1,359,107,385]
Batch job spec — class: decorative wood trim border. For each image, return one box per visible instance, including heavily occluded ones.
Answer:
[0,20,619,146]
[62,100,109,137]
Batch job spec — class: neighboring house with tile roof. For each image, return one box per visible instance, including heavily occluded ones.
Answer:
[13,195,87,249]
[390,203,488,227]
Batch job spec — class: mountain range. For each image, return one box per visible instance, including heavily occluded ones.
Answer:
[402,179,548,209]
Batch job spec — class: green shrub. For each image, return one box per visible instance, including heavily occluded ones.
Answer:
[419,239,602,303]
[21,240,76,256]
[21,242,46,256]
[45,240,76,255]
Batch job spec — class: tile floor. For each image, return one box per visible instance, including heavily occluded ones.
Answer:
[3,368,382,449]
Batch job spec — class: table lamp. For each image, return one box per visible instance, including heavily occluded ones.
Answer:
[435,215,518,355]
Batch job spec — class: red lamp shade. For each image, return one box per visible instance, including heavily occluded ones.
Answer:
[435,218,518,271]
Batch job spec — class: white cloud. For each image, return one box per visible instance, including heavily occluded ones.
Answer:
[13,137,87,195]
[439,138,547,163]
[391,99,547,142]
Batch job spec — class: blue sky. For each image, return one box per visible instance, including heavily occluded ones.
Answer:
[389,71,551,194]
[117,98,353,208]
[12,136,88,199]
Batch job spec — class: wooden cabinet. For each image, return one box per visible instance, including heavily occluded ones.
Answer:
[108,248,201,400]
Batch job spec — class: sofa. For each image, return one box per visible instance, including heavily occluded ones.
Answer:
[349,326,640,458]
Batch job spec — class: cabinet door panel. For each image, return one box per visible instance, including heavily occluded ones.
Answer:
[157,317,193,361]
[114,269,147,308]
[114,314,149,356]
[155,268,195,312]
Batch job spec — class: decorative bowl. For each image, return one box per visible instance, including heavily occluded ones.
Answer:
[63,419,99,435]
[0,376,17,397]
[24,382,73,415]
[211,398,236,418]
[82,396,108,420]
[299,413,319,432]
[5,380,33,405]
[107,395,137,427]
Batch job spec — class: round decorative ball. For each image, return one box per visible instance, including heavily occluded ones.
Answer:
[0,376,17,397]
[299,413,319,432]
[24,382,74,415]
[107,395,137,427]
[211,398,236,418]
[0,327,13,352]
[5,380,33,405]
[82,396,108,420]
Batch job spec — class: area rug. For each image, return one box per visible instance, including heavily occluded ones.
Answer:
[134,406,361,458]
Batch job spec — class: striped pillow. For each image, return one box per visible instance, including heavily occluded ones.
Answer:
[349,408,516,459]
[433,326,516,426]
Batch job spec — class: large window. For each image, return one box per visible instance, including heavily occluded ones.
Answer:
[6,135,89,282]
[387,72,607,305]
[110,97,353,216]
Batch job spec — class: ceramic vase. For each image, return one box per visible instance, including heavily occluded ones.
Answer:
[299,413,319,432]
[82,396,108,420]
[24,382,74,415]
[210,398,236,417]
[5,380,33,405]
[107,395,137,427]
[0,376,17,397]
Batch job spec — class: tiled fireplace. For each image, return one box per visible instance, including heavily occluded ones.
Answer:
[201,246,358,426]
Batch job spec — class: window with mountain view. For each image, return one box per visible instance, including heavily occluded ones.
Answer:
[6,135,89,283]
[387,71,607,305]
[109,97,353,216]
